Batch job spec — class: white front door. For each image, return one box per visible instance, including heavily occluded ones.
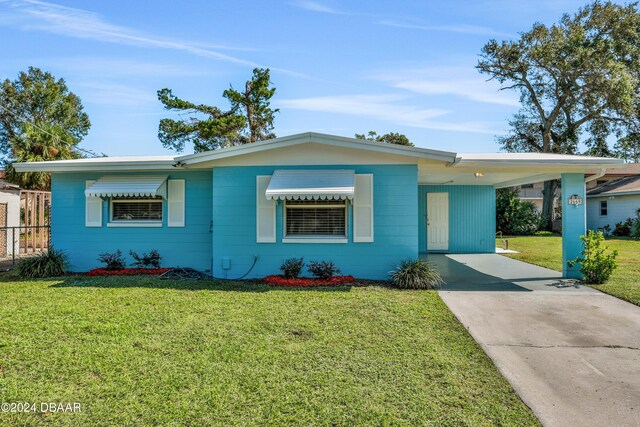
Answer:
[427,192,449,251]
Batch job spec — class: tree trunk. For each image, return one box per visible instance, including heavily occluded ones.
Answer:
[541,179,558,231]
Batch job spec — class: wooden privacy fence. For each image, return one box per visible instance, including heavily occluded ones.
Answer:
[20,190,51,255]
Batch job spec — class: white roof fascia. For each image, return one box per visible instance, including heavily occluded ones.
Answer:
[452,153,626,168]
[13,156,176,173]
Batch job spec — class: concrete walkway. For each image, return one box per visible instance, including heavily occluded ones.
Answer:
[430,254,640,427]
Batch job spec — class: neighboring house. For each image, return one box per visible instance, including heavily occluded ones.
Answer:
[587,175,640,231]
[515,181,559,212]
[513,163,640,212]
[14,132,623,279]
[0,171,21,257]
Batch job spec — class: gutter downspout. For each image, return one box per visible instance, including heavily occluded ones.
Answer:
[585,168,607,184]
[446,156,462,167]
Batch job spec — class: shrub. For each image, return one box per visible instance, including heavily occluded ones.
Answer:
[567,230,618,284]
[307,260,341,280]
[280,257,304,279]
[613,218,633,236]
[496,188,541,235]
[130,249,162,269]
[98,250,126,270]
[16,248,68,278]
[390,259,444,290]
[631,208,640,239]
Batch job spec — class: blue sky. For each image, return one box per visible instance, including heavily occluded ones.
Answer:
[0,0,594,156]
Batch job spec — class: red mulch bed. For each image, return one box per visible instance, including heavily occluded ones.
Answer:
[87,268,171,276]
[262,275,356,287]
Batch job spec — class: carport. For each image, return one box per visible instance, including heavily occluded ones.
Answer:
[420,153,626,278]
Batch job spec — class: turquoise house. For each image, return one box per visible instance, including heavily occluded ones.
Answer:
[15,133,624,279]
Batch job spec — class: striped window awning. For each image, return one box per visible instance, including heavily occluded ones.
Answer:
[85,176,168,198]
[265,169,355,201]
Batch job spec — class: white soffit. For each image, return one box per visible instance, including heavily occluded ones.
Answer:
[85,175,168,198]
[265,169,355,200]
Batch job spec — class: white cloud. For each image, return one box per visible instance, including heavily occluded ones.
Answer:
[1,0,306,77]
[378,20,514,38]
[37,57,203,78]
[289,2,513,39]
[290,0,345,14]
[277,94,498,134]
[374,66,520,107]
[75,82,157,107]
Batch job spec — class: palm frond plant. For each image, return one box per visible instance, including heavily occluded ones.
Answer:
[390,259,444,290]
[16,248,68,278]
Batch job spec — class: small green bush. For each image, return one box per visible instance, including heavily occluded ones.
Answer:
[98,250,125,270]
[568,230,618,284]
[390,259,444,290]
[631,208,640,239]
[16,248,68,278]
[496,188,541,235]
[613,218,633,236]
[307,260,341,280]
[130,249,162,268]
[280,257,304,279]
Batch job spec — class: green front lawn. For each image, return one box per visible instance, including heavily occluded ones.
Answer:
[0,277,538,426]
[498,234,640,306]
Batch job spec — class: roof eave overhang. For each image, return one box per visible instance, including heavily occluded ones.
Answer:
[449,159,626,173]
[451,158,626,168]
[13,161,177,173]
[587,191,640,198]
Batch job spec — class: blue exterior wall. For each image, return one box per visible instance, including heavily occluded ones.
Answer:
[212,165,418,279]
[561,173,586,278]
[418,185,496,253]
[51,171,212,272]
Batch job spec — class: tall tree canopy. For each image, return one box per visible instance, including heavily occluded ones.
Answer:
[477,1,640,229]
[355,131,414,146]
[614,132,640,162]
[0,67,90,190]
[158,68,278,153]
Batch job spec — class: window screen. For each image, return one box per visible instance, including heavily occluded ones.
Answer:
[521,184,534,189]
[111,198,162,222]
[285,199,347,237]
[600,201,608,216]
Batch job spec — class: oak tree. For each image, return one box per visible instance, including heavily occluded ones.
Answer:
[477,1,640,229]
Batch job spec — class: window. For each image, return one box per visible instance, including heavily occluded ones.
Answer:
[600,200,608,216]
[521,184,534,189]
[284,199,347,237]
[110,197,162,223]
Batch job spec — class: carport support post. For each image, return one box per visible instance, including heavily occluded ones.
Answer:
[561,173,586,279]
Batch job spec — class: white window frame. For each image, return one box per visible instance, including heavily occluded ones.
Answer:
[283,199,348,244]
[108,198,163,227]
[599,200,608,217]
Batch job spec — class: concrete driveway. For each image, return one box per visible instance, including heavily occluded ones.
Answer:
[430,254,640,427]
